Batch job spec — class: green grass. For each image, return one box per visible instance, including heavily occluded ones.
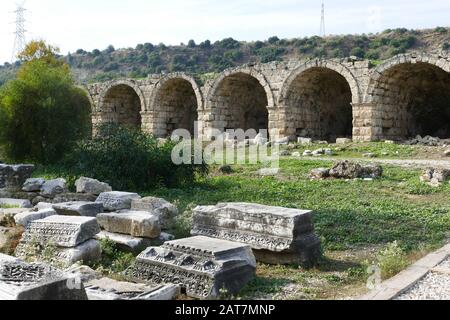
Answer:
[32,154,450,299]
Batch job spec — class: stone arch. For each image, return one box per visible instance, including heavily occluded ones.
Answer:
[366,53,450,140]
[206,69,274,137]
[79,85,96,113]
[147,74,202,136]
[278,60,360,141]
[99,80,146,128]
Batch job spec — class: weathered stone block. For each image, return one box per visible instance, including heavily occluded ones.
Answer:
[0,198,32,209]
[14,209,57,227]
[75,177,112,195]
[53,201,104,217]
[96,192,141,211]
[16,216,101,248]
[53,239,102,266]
[41,179,68,198]
[0,254,88,300]
[22,178,46,192]
[125,236,256,299]
[96,231,155,254]
[97,211,160,239]
[85,277,180,301]
[0,164,35,191]
[131,197,178,230]
[192,203,322,267]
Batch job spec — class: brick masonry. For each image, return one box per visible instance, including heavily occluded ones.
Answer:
[86,52,450,142]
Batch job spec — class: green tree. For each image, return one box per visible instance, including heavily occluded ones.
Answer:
[0,41,91,164]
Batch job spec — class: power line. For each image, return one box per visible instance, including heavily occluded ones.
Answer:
[320,2,326,37]
[11,1,27,63]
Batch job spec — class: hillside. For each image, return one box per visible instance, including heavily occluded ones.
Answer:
[0,27,448,86]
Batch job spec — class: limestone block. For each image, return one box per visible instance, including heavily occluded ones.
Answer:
[22,178,45,192]
[0,255,87,300]
[97,211,161,239]
[14,209,57,228]
[131,197,178,230]
[0,164,35,191]
[75,177,112,195]
[96,191,141,211]
[96,231,155,254]
[336,138,352,144]
[53,201,104,217]
[192,203,321,267]
[53,193,98,203]
[125,236,256,299]
[53,239,102,266]
[16,216,101,248]
[40,179,68,198]
[0,198,32,209]
[85,277,180,301]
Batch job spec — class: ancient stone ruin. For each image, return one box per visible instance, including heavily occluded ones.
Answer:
[15,216,102,267]
[87,53,450,143]
[310,161,384,180]
[192,203,322,267]
[0,254,87,300]
[125,236,256,299]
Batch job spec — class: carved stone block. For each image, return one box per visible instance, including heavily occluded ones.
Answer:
[96,192,141,211]
[16,216,101,248]
[192,203,322,267]
[97,211,160,238]
[0,254,87,300]
[125,236,256,299]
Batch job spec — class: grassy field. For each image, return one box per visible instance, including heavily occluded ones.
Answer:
[32,145,450,300]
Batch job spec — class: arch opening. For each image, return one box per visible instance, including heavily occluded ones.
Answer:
[284,67,353,142]
[211,73,269,136]
[101,84,142,128]
[373,62,450,140]
[154,78,199,137]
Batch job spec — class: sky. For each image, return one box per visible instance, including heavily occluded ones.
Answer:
[0,0,449,64]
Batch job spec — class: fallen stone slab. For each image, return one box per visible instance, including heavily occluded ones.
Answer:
[34,202,54,210]
[336,138,352,144]
[96,231,155,254]
[40,179,68,198]
[0,198,32,209]
[53,239,102,266]
[14,209,57,227]
[16,215,101,248]
[0,254,87,300]
[329,161,383,179]
[131,197,178,230]
[125,236,256,299]
[53,201,104,217]
[96,192,141,211]
[192,203,322,267]
[0,164,35,191]
[85,277,180,301]
[97,211,160,239]
[309,168,330,180]
[22,178,45,192]
[53,193,98,203]
[75,177,112,195]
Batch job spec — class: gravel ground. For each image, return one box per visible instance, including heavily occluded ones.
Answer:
[395,257,450,300]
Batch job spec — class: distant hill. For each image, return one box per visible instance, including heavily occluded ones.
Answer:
[0,27,448,86]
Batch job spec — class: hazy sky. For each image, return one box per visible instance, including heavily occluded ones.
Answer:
[1,0,449,63]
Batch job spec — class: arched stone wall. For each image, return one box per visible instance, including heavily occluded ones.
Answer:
[99,80,146,128]
[366,53,450,140]
[278,63,355,141]
[204,69,274,139]
[143,74,202,137]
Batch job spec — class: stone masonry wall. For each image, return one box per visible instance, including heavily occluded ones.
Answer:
[86,52,450,142]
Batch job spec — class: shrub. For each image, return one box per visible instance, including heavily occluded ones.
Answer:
[376,241,410,279]
[0,41,91,164]
[63,123,208,191]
